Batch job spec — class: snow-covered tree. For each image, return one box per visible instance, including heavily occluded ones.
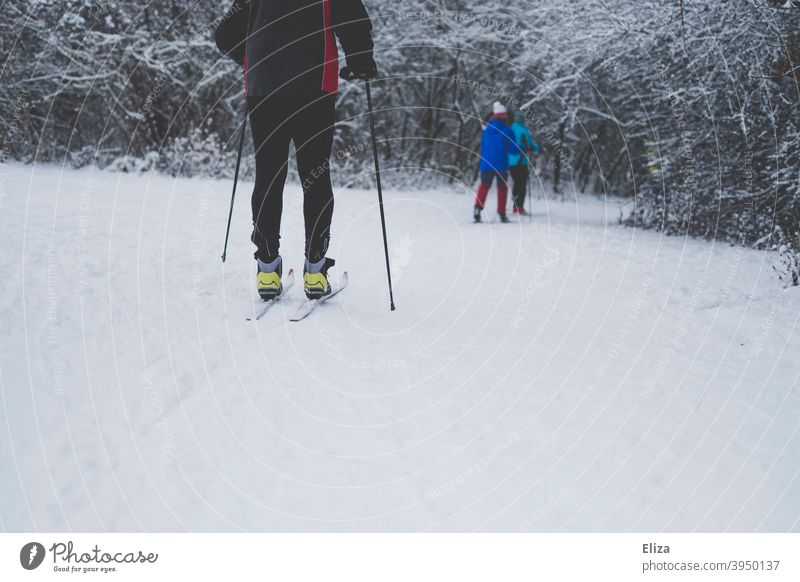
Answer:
[1,0,797,267]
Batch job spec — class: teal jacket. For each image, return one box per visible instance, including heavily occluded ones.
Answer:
[508,122,541,166]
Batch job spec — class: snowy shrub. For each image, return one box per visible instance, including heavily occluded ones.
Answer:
[105,151,159,174]
[156,134,242,179]
[100,134,247,180]
[68,145,98,169]
[773,238,800,288]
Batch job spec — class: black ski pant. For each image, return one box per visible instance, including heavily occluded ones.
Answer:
[248,91,335,264]
[509,162,528,210]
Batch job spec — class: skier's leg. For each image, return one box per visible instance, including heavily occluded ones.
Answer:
[292,92,336,264]
[249,95,291,262]
[475,183,490,209]
[509,164,522,211]
[497,170,509,215]
[475,170,493,209]
[517,163,529,210]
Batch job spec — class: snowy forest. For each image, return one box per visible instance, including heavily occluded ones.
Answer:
[1,0,799,265]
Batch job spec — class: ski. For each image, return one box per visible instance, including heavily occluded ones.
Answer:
[289,271,349,322]
[247,269,295,321]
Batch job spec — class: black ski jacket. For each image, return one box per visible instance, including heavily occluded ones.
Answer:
[214,0,373,96]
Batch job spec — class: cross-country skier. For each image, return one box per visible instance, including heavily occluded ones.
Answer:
[508,111,541,216]
[215,0,376,300]
[474,102,518,223]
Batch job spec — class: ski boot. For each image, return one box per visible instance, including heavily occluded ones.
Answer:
[256,256,283,301]
[304,257,336,299]
[499,213,511,223]
[474,206,482,223]
[513,206,529,216]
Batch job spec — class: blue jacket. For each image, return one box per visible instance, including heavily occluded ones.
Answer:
[479,119,517,172]
[508,122,541,166]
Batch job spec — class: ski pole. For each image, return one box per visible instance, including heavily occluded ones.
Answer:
[221,111,247,263]
[365,79,396,311]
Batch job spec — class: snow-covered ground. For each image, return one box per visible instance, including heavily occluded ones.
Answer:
[1,163,799,532]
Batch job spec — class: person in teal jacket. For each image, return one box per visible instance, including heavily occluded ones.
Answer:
[508,111,541,215]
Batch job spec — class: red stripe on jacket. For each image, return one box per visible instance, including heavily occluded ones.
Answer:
[243,52,248,94]
[321,0,339,93]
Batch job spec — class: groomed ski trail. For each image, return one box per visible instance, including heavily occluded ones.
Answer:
[2,163,799,533]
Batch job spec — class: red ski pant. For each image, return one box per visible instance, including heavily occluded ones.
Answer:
[474,170,508,214]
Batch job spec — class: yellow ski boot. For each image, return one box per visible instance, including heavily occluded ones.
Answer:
[303,257,335,299]
[256,256,283,300]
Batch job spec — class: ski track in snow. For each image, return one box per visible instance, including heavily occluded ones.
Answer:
[1,163,799,532]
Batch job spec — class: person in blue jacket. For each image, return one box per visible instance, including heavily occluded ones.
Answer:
[474,102,518,223]
[508,111,541,215]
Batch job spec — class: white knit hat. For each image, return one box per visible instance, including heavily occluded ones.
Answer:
[492,101,507,117]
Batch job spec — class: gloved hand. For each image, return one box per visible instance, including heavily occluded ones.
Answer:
[339,54,377,81]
